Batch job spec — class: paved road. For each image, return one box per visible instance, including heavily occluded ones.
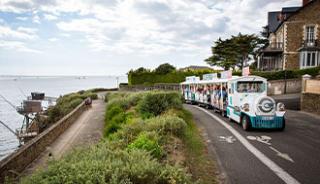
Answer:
[185,104,320,184]
[23,94,106,175]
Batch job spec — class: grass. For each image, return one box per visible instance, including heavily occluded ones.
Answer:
[180,109,218,184]
[20,91,218,184]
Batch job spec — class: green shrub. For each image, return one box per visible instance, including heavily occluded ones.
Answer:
[139,92,182,117]
[128,69,218,85]
[105,103,125,121]
[21,145,192,184]
[146,115,187,137]
[128,131,163,159]
[110,118,145,144]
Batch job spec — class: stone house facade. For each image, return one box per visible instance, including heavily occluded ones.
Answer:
[258,0,320,71]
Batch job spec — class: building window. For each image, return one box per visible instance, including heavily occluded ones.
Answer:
[306,26,315,43]
[300,51,319,69]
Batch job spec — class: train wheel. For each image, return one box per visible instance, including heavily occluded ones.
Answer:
[241,115,251,131]
[221,110,226,117]
[279,118,286,131]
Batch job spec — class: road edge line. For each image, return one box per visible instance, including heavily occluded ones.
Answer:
[194,106,300,184]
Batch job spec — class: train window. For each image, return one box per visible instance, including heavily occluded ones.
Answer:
[236,81,265,93]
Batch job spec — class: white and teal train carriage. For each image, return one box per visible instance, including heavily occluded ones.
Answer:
[180,75,286,131]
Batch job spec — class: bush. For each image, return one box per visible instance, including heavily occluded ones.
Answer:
[128,69,217,85]
[232,67,320,80]
[128,131,163,159]
[139,92,182,117]
[146,115,187,137]
[21,145,192,184]
[110,118,145,144]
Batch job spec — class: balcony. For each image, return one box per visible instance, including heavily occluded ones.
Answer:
[302,39,319,47]
[299,39,320,52]
[262,42,283,53]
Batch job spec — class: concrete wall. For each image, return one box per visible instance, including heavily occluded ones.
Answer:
[301,93,320,115]
[0,101,87,182]
[267,78,301,95]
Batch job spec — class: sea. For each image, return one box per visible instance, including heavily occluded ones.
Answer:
[0,76,127,161]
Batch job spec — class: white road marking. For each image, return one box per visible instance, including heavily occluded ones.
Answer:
[247,135,272,145]
[219,136,236,143]
[194,106,301,184]
[270,146,295,163]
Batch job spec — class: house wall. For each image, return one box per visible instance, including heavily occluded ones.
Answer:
[282,0,320,69]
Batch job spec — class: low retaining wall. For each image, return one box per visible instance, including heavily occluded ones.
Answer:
[267,78,301,95]
[121,79,301,95]
[120,83,180,91]
[0,101,87,182]
[301,93,320,115]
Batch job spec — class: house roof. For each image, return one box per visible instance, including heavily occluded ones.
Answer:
[274,0,318,32]
[180,65,213,70]
[282,7,301,13]
[268,11,282,33]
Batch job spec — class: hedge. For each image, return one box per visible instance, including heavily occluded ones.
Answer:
[128,67,320,85]
[128,70,218,85]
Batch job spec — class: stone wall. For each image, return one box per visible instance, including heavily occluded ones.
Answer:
[267,78,301,95]
[0,101,87,182]
[120,83,180,91]
[301,93,320,115]
[120,79,301,96]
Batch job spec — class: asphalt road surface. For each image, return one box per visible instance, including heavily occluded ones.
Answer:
[185,104,320,184]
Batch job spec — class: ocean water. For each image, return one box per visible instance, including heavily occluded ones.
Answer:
[0,76,127,160]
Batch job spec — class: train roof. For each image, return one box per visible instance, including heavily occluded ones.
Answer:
[180,75,267,85]
[227,75,267,82]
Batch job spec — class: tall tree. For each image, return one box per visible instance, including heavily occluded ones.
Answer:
[205,33,266,70]
[154,63,176,74]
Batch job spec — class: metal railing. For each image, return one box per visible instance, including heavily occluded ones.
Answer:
[302,39,319,47]
[268,42,283,50]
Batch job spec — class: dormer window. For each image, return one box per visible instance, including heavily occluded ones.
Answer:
[306,25,315,43]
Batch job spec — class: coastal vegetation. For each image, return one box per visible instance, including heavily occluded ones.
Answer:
[128,63,216,85]
[129,63,320,85]
[20,91,217,184]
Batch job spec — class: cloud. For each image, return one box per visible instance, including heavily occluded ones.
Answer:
[0,25,38,40]
[0,40,41,53]
[0,0,33,13]
[16,16,28,21]
[32,14,41,24]
[48,37,58,42]
[0,0,303,74]
[43,13,58,20]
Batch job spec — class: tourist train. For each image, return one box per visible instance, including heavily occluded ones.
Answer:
[180,73,286,131]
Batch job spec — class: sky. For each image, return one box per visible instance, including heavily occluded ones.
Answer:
[0,0,302,76]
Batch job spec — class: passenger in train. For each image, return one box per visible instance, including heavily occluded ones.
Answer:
[214,85,220,107]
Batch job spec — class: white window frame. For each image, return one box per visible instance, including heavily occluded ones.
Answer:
[300,51,319,69]
[306,25,315,43]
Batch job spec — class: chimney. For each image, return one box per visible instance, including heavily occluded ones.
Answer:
[303,0,311,6]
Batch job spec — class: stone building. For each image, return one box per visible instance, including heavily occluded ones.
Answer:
[258,0,320,71]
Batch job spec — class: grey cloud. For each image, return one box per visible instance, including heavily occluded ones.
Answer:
[6,1,33,10]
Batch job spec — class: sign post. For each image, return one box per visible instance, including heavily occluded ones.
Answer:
[242,66,250,76]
